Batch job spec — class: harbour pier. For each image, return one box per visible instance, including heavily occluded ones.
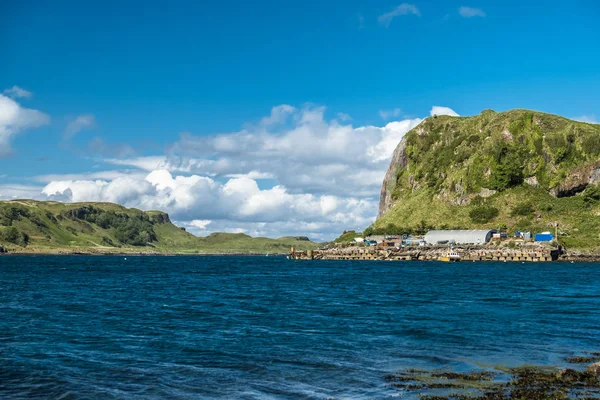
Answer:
[290,245,561,262]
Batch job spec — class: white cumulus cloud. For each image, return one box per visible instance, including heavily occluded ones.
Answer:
[159,105,423,198]
[0,94,50,158]
[260,104,297,126]
[40,170,376,241]
[31,103,458,240]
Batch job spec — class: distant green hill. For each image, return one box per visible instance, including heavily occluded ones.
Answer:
[373,109,600,249]
[0,200,319,254]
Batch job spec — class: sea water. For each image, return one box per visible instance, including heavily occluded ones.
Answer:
[1,256,599,399]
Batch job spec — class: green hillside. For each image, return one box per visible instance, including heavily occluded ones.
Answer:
[373,109,600,249]
[0,200,319,254]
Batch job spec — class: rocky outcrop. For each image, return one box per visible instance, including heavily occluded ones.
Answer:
[149,212,171,224]
[587,362,600,376]
[478,188,497,198]
[524,176,540,187]
[378,138,408,218]
[550,161,600,197]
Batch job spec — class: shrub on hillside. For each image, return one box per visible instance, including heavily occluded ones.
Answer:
[583,184,600,205]
[96,212,119,229]
[515,218,535,232]
[334,230,362,243]
[63,206,101,222]
[0,214,12,226]
[469,206,499,223]
[62,206,158,246]
[415,220,431,236]
[101,236,117,247]
[0,205,31,226]
[512,202,534,216]
[45,212,58,224]
[114,219,157,246]
[0,226,30,246]
[470,196,485,206]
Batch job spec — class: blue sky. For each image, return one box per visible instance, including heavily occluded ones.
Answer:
[1,0,599,239]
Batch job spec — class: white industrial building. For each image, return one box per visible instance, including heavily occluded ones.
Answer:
[424,230,495,245]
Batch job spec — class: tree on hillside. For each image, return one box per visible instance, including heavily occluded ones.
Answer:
[489,143,525,191]
[1,226,30,246]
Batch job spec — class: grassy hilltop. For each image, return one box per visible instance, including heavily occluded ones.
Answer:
[0,200,319,254]
[372,109,600,249]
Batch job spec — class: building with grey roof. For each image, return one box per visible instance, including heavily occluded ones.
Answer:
[424,230,495,245]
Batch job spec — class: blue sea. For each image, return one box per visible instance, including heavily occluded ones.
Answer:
[1,256,599,399]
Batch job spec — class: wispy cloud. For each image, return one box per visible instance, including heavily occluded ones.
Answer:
[357,13,365,29]
[225,171,274,180]
[64,114,96,139]
[33,170,146,184]
[337,112,352,122]
[379,108,402,120]
[573,115,598,124]
[3,85,33,99]
[458,6,486,18]
[0,183,46,200]
[430,106,460,117]
[86,137,136,158]
[378,4,421,27]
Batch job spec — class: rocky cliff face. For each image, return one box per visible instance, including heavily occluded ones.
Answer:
[378,138,408,218]
[550,161,600,197]
[149,211,171,224]
[377,109,600,219]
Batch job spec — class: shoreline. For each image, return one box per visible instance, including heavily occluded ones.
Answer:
[3,249,600,261]
[0,251,288,257]
[291,243,600,263]
[3,242,600,261]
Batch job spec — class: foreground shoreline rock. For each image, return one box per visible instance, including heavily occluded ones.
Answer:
[384,353,600,399]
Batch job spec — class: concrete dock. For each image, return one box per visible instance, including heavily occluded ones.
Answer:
[290,245,561,262]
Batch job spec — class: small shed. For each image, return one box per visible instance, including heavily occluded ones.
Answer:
[535,233,554,242]
[424,230,495,245]
[515,231,532,240]
[365,235,385,244]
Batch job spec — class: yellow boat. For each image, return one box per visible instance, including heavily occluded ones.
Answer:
[439,249,461,262]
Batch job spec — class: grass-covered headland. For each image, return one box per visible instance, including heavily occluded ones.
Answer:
[373,109,600,250]
[0,200,319,255]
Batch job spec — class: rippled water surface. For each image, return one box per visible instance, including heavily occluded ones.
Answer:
[1,256,600,399]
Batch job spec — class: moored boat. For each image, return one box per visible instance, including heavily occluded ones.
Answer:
[439,248,461,262]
